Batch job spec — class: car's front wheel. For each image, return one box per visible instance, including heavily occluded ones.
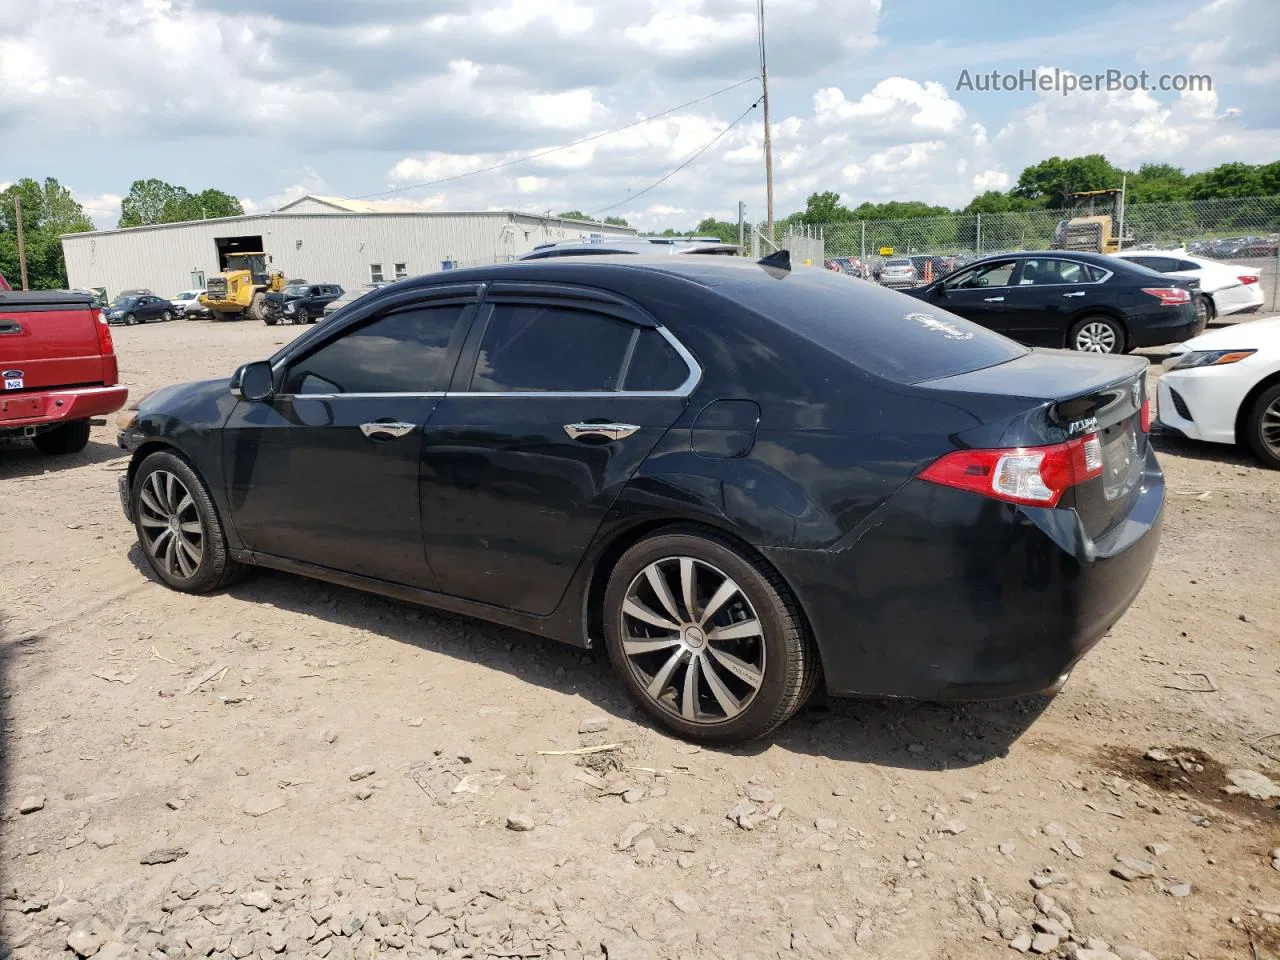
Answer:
[132,450,245,593]
[1069,315,1125,354]
[295,308,309,325]
[162,310,173,322]
[603,529,820,743]
[125,313,138,326]
[1245,383,1280,470]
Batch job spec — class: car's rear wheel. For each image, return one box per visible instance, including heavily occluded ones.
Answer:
[32,420,91,455]
[1198,295,1216,324]
[603,529,820,743]
[1069,315,1125,354]
[1245,383,1280,470]
[133,451,245,593]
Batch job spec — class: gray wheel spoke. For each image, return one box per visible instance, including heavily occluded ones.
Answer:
[708,646,764,689]
[163,534,180,577]
[165,473,179,514]
[150,527,173,552]
[698,578,739,627]
[139,489,165,517]
[644,564,681,623]
[646,649,686,700]
[707,618,761,642]
[177,536,202,568]
[681,656,701,721]
[179,521,202,534]
[679,558,697,622]
[139,515,167,528]
[623,635,682,656]
[174,493,194,517]
[174,541,194,578]
[623,598,681,632]
[700,655,743,718]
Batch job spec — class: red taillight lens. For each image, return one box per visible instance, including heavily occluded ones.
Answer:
[1140,398,1151,433]
[1142,287,1191,306]
[1239,275,1258,285]
[94,308,114,354]
[919,435,1104,508]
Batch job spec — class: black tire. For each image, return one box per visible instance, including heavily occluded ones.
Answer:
[1244,383,1280,470]
[1200,295,1216,324]
[602,527,820,744]
[295,308,309,325]
[1068,314,1125,354]
[162,310,173,322]
[247,292,267,322]
[125,313,138,326]
[263,314,277,326]
[32,420,91,455]
[132,450,246,593]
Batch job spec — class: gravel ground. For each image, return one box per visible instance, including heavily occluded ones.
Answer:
[1,316,1278,960]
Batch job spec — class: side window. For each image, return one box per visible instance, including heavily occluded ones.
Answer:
[947,260,1016,289]
[1017,258,1077,285]
[284,303,468,395]
[1129,256,1176,273]
[1174,260,1200,272]
[369,264,384,283]
[471,304,635,393]
[624,330,689,391]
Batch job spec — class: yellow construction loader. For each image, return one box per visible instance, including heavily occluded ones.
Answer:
[200,252,285,321]
[1051,189,1134,254]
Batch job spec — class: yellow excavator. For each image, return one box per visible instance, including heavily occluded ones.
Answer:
[200,252,285,321]
[1051,189,1134,254]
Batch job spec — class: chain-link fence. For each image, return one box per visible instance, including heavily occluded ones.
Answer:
[804,195,1280,310]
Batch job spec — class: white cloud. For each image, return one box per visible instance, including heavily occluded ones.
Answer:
[813,79,967,136]
[971,169,1010,192]
[75,192,124,229]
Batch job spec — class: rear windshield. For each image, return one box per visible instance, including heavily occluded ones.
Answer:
[885,259,912,267]
[720,265,1028,384]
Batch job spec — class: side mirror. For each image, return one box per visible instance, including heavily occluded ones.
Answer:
[932,282,948,297]
[231,360,275,402]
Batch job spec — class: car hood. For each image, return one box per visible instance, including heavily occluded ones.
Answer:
[1178,315,1280,353]
[137,376,232,416]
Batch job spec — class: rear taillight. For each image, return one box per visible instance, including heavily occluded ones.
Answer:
[94,308,114,355]
[1140,398,1151,433]
[919,435,1104,508]
[1239,275,1258,285]
[1142,287,1191,306]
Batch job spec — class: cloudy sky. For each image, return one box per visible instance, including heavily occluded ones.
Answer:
[1,0,1277,230]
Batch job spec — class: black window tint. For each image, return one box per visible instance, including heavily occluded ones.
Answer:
[472,304,634,392]
[1129,255,1177,273]
[284,304,466,395]
[624,330,688,391]
[1175,260,1200,271]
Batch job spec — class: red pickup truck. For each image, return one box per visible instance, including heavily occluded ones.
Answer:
[0,284,128,455]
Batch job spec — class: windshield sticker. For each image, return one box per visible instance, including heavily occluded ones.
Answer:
[904,312,973,341]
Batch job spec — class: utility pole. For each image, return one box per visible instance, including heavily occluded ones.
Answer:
[757,0,774,244]
[738,201,746,248]
[14,195,29,291]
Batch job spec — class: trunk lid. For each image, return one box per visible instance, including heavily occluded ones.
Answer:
[919,348,1150,540]
[0,291,107,391]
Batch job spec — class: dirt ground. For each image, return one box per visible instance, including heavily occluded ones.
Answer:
[1,315,1277,960]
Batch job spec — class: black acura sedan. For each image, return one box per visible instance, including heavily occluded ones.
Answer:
[115,254,1164,743]
[902,250,1204,353]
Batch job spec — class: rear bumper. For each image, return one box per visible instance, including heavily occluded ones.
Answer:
[0,384,128,432]
[1128,302,1204,348]
[762,451,1164,700]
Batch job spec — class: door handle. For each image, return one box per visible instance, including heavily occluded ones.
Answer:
[983,296,1004,302]
[564,422,641,442]
[1062,291,1086,297]
[360,421,416,439]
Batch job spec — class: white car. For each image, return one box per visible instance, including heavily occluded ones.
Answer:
[171,289,209,319]
[1158,316,1280,468]
[1114,250,1263,322]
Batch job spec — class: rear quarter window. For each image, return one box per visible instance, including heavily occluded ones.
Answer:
[719,267,1028,385]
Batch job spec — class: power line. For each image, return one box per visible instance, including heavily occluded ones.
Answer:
[357,76,760,200]
[592,97,762,218]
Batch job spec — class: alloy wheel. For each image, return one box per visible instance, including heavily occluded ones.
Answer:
[138,469,204,580]
[1261,395,1280,460]
[1075,321,1117,353]
[619,557,766,726]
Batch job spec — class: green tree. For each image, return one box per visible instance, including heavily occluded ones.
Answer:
[0,177,93,289]
[692,217,739,243]
[1188,162,1264,199]
[119,179,243,227]
[1012,154,1122,207]
[556,210,590,221]
[602,215,629,227]
[800,191,855,225]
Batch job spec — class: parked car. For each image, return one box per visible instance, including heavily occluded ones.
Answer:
[115,254,1162,743]
[171,289,211,319]
[904,251,1203,353]
[824,256,868,279]
[265,283,345,326]
[1112,250,1263,322]
[1158,317,1280,469]
[519,238,742,260]
[1,289,128,454]
[878,258,918,288]
[908,254,957,282]
[322,282,393,319]
[104,294,176,326]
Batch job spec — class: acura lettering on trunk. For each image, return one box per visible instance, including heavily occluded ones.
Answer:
[114,253,1164,743]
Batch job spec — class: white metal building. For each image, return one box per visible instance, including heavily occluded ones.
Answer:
[61,197,637,299]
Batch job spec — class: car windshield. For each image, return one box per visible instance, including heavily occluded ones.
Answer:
[283,285,310,296]
[112,297,138,308]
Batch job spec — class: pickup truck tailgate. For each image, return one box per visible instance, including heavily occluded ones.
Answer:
[0,291,107,391]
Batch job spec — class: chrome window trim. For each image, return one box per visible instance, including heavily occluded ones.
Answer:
[275,325,701,401]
